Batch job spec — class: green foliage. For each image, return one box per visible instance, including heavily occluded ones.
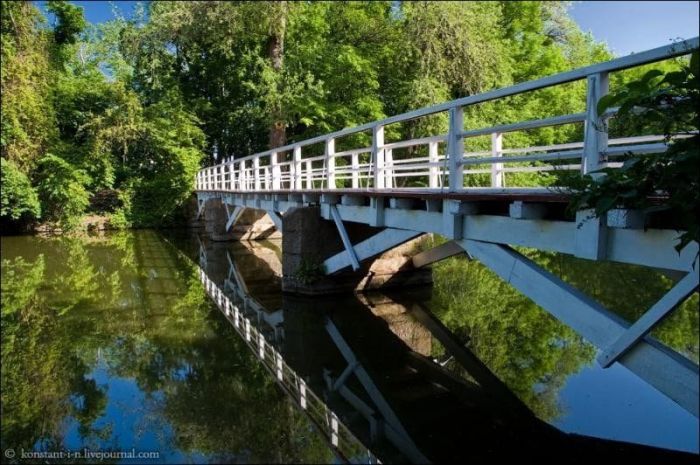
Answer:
[567,51,699,251]
[46,0,87,45]
[1,1,56,172]
[294,258,326,284]
[1,1,621,228]
[36,154,90,230]
[0,158,41,221]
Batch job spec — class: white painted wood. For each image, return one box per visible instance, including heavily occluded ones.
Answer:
[329,205,361,271]
[369,197,384,227]
[324,227,419,274]
[457,239,699,417]
[292,145,303,189]
[461,149,584,166]
[253,157,261,190]
[266,210,283,232]
[598,264,699,368]
[372,125,385,189]
[574,209,607,260]
[463,112,586,139]
[583,72,609,174]
[341,195,365,207]
[447,107,464,192]
[412,240,466,268]
[271,152,281,189]
[389,198,414,210]
[351,153,360,188]
[428,141,440,188]
[225,205,244,231]
[491,132,504,187]
[509,201,546,220]
[321,193,340,204]
[607,209,645,229]
[326,138,336,189]
[305,159,312,189]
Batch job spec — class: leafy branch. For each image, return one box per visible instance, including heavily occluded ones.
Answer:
[567,51,699,252]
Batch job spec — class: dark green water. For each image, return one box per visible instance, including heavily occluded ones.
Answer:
[1,230,698,463]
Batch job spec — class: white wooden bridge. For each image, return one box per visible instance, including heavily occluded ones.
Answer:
[195,38,700,419]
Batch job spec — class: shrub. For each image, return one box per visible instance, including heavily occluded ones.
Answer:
[0,158,41,221]
[36,154,90,230]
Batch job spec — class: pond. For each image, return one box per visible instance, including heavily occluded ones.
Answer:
[1,230,697,463]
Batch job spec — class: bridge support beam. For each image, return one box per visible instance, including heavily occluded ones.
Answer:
[457,239,699,417]
[282,207,431,295]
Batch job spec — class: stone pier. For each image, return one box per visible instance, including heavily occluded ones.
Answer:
[198,201,432,295]
[281,207,432,295]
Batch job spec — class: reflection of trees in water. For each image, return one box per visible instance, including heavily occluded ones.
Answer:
[428,242,698,422]
[1,250,112,454]
[0,232,332,463]
[535,251,699,364]
[429,253,595,421]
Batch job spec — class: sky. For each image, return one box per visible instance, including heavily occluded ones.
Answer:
[39,0,700,57]
[569,1,699,55]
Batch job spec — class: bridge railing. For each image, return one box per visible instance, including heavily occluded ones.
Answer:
[196,37,698,193]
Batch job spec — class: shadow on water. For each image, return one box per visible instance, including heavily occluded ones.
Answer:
[1,230,698,463]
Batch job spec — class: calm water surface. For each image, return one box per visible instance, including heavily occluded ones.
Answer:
[1,230,698,463]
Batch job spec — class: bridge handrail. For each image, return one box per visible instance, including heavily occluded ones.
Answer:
[197,37,699,192]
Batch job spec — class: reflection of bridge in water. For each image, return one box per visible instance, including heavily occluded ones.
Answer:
[189,236,695,464]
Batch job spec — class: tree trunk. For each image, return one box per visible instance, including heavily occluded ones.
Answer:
[267,1,287,149]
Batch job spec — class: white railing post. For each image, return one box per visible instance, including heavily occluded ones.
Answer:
[428,141,439,188]
[305,160,312,189]
[372,125,385,189]
[239,161,247,191]
[583,72,609,175]
[271,152,281,190]
[491,132,504,187]
[253,156,261,191]
[228,160,236,191]
[351,153,360,189]
[263,165,270,190]
[384,148,393,188]
[293,145,302,190]
[326,138,336,189]
[447,107,464,192]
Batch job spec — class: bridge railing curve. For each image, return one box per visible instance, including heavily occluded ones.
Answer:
[196,37,699,194]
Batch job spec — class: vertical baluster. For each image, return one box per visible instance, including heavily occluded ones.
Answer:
[253,157,261,191]
[326,138,336,189]
[447,107,464,192]
[491,132,504,187]
[351,153,359,189]
[384,148,393,188]
[293,146,302,190]
[372,125,385,189]
[239,161,245,191]
[271,151,281,190]
[583,72,609,175]
[305,160,312,189]
[428,141,439,188]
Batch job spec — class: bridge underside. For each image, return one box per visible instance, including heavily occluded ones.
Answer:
[196,188,699,420]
